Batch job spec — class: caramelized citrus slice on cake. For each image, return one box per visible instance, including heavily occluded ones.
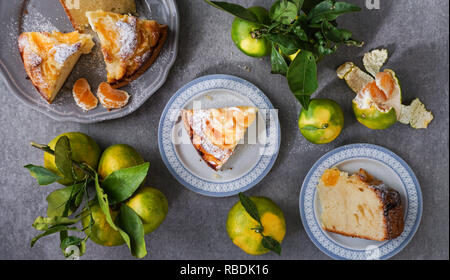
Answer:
[18,31,94,103]
[86,11,168,88]
[181,106,258,171]
[72,78,98,111]
[97,82,130,109]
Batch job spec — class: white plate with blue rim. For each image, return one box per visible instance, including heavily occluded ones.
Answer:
[158,74,280,197]
[299,143,423,260]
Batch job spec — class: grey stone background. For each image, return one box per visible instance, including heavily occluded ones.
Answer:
[0,0,448,260]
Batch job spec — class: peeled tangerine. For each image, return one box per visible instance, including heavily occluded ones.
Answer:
[73,78,98,111]
[352,70,401,130]
[97,82,130,109]
[338,49,433,129]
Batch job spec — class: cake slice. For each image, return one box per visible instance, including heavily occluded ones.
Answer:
[317,168,404,241]
[86,11,168,88]
[181,106,258,171]
[59,0,136,31]
[18,31,95,103]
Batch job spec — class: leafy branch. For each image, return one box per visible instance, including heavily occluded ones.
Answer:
[25,136,150,259]
[205,0,362,110]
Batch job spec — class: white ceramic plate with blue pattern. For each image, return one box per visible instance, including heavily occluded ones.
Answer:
[299,144,422,260]
[158,74,280,197]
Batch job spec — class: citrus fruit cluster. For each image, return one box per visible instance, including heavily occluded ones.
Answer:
[27,132,168,258]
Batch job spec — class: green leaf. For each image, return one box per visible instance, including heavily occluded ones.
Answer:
[308,0,361,23]
[101,162,150,204]
[117,204,147,259]
[292,0,305,10]
[293,25,308,41]
[238,193,261,224]
[261,235,282,255]
[32,216,80,231]
[54,136,74,182]
[271,44,289,76]
[300,124,329,131]
[302,0,322,13]
[270,0,298,24]
[204,1,261,23]
[287,50,318,108]
[30,225,80,247]
[24,165,62,185]
[321,20,351,42]
[264,33,299,54]
[94,174,132,251]
[296,95,311,110]
[46,184,84,217]
[94,174,120,232]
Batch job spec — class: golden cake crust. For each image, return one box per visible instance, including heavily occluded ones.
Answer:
[110,25,167,89]
[86,11,168,88]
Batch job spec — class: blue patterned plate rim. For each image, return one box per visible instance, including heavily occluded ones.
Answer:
[299,143,423,260]
[158,74,281,197]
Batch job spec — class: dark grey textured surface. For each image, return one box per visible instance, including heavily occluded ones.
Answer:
[0,0,448,260]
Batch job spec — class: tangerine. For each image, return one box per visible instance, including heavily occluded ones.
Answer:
[73,78,98,111]
[97,82,130,109]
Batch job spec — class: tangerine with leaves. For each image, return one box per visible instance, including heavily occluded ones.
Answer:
[44,132,101,185]
[298,99,344,144]
[126,187,168,234]
[97,144,145,179]
[227,195,286,255]
[81,201,125,247]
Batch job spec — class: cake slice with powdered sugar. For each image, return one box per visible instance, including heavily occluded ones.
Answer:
[86,11,167,88]
[18,31,94,103]
[181,107,258,171]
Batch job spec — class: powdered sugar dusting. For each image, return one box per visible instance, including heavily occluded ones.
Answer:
[22,7,58,32]
[116,17,138,59]
[192,110,231,161]
[52,43,81,65]
[27,51,43,67]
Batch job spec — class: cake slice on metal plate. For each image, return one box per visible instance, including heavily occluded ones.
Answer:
[86,11,168,88]
[18,31,94,103]
[181,106,258,171]
[59,0,137,31]
[317,167,404,241]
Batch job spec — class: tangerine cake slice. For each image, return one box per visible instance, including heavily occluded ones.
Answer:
[86,11,168,88]
[18,31,95,103]
[59,0,136,31]
[181,106,258,171]
[72,78,98,111]
[317,168,404,241]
